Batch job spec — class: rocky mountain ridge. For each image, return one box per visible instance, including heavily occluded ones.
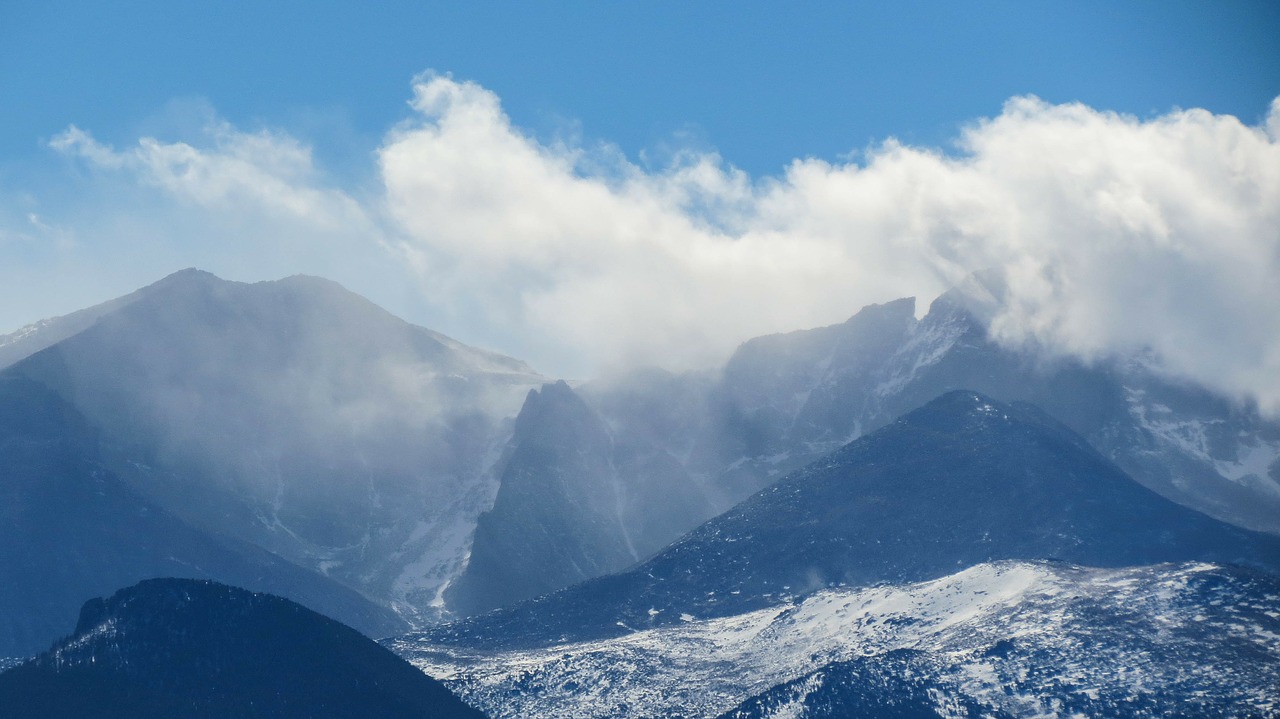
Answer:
[453,274,1280,616]
[416,392,1280,652]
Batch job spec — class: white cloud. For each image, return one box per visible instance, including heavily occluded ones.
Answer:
[378,74,947,373]
[0,115,412,337]
[379,75,1280,411]
[8,76,1280,411]
[50,123,370,232]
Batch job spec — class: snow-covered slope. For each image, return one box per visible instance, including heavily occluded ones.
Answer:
[721,281,1280,537]
[403,389,1280,717]
[393,561,1280,719]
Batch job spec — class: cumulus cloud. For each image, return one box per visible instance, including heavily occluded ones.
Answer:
[380,75,1280,410]
[14,74,1280,411]
[378,74,943,372]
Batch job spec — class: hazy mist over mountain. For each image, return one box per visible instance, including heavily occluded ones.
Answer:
[1,270,546,631]
[6,79,1280,410]
[4,267,1277,634]
[2,5,1277,716]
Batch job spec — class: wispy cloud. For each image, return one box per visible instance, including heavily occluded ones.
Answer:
[8,75,1280,410]
[50,122,370,231]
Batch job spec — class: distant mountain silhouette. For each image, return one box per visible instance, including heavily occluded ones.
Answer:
[0,578,485,719]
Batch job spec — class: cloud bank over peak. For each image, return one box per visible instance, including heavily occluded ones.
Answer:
[12,75,1280,411]
[379,76,1280,407]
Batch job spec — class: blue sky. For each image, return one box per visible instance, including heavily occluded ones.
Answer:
[2,2,1279,402]
[4,1,1277,176]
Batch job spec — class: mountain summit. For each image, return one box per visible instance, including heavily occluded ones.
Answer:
[1,269,546,625]
[450,272,1280,613]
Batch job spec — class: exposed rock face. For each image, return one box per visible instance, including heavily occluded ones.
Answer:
[447,381,642,614]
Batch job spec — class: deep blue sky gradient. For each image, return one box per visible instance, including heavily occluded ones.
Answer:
[3,1,1277,177]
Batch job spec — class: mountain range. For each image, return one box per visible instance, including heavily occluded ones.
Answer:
[395,391,1280,718]
[450,273,1280,612]
[411,391,1280,651]
[1,268,1277,716]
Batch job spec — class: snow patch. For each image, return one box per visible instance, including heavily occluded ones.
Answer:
[1126,388,1280,497]
[393,562,1280,719]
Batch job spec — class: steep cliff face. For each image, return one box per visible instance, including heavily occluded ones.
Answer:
[447,382,647,615]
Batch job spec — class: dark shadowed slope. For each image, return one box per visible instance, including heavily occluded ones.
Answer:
[421,391,1280,650]
[0,374,405,658]
[446,381,640,615]
[0,578,485,719]
[447,380,718,615]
